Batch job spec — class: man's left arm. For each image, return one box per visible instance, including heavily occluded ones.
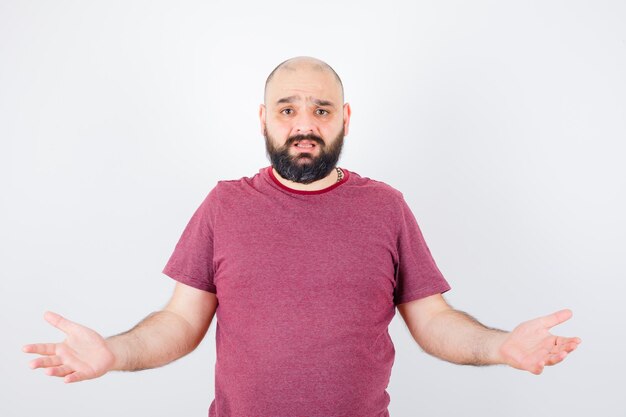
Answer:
[396,294,581,375]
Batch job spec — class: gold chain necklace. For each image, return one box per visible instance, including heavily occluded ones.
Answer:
[335,167,344,183]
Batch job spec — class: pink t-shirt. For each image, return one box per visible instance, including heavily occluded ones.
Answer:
[163,166,451,417]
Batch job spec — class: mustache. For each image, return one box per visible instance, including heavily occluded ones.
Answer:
[286,134,325,147]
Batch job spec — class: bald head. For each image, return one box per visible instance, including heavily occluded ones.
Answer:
[264,56,344,104]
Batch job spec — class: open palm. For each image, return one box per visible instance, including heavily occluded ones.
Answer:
[23,311,115,383]
[499,309,581,375]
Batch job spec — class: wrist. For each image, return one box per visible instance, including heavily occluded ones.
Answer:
[105,336,127,371]
[488,330,511,365]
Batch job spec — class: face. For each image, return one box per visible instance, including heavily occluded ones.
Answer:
[264,126,345,184]
[260,63,351,184]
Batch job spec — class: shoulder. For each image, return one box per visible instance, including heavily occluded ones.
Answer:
[345,169,405,204]
[214,169,264,192]
[204,169,265,209]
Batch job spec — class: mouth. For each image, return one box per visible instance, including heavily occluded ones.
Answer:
[292,140,318,150]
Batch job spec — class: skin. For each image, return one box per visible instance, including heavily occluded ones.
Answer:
[23,57,581,383]
[260,56,351,191]
[397,295,580,374]
[23,283,217,382]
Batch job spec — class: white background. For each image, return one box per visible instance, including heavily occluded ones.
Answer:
[2,1,625,416]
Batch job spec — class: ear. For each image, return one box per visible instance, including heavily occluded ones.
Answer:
[342,103,352,136]
[259,104,266,135]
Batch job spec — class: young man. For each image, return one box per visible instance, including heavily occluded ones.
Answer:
[24,56,581,417]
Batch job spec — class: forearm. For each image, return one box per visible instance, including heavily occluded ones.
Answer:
[417,309,509,366]
[106,309,200,371]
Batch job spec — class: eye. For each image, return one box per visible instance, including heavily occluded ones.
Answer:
[316,109,329,116]
[281,108,293,115]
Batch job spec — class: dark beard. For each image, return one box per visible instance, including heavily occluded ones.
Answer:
[264,127,344,184]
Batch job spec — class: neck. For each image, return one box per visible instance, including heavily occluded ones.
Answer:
[271,167,341,191]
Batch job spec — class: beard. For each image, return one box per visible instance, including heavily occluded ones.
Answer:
[264,127,345,184]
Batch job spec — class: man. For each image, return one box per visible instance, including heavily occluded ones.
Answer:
[24,56,581,417]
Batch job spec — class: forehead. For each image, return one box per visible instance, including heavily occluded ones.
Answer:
[265,65,342,106]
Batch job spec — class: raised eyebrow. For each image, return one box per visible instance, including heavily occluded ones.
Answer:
[275,96,336,108]
[276,96,298,105]
[312,98,336,108]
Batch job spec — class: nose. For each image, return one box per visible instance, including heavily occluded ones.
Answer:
[293,111,316,135]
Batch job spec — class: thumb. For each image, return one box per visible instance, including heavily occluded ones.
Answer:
[44,311,82,335]
[539,309,573,330]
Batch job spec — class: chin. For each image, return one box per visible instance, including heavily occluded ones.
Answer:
[291,150,315,159]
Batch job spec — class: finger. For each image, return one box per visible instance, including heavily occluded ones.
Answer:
[555,336,582,346]
[540,309,573,329]
[530,361,545,375]
[44,311,81,335]
[45,365,74,378]
[520,349,550,375]
[560,340,581,354]
[552,337,582,353]
[30,355,63,369]
[22,343,57,355]
[545,351,569,367]
[65,371,89,384]
[564,337,582,345]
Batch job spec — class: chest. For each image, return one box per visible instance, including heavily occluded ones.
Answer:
[211,198,400,330]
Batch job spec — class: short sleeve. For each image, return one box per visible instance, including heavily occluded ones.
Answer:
[162,185,219,293]
[394,195,451,305]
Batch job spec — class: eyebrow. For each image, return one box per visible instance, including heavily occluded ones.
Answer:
[276,96,336,108]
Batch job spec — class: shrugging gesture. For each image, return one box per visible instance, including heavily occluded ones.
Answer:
[23,311,115,383]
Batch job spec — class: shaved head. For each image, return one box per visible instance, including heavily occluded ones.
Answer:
[260,56,350,185]
[264,56,344,103]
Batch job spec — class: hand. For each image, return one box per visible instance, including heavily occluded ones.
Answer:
[23,311,116,383]
[499,309,581,375]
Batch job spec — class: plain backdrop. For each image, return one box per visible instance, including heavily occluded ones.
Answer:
[2,1,625,416]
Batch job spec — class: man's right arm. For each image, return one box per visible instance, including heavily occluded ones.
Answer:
[23,282,218,383]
